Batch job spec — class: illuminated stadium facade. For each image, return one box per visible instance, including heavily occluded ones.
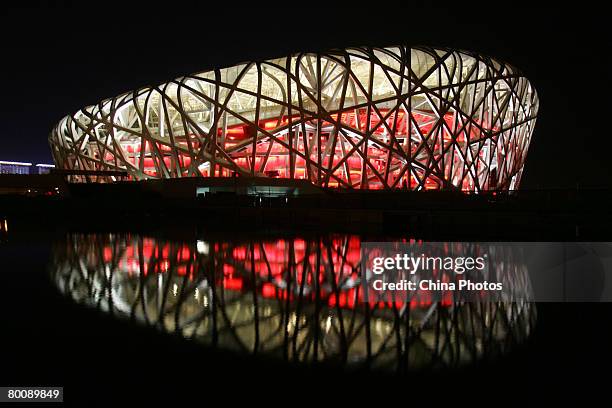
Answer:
[49,46,538,191]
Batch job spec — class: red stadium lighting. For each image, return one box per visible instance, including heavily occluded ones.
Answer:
[50,46,538,192]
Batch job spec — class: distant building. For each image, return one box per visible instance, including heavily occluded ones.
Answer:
[0,160,32,175]
[35,163,55,175]
[0,161,56,175]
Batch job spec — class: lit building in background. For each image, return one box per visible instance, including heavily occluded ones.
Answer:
[0,160,32,175]
[0,161,56,175]
[49,46,539,191]
[35,163,55,174]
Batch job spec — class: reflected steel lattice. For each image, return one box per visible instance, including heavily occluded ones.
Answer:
[50,46,538,190]
[51,233,535,370]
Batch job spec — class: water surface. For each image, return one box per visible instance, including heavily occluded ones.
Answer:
[50,232,535,372]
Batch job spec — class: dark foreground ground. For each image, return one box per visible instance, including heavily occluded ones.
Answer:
[2,236,611,405]
[2,180,612,240]
[1,188,612,405]
[0,229,611,405]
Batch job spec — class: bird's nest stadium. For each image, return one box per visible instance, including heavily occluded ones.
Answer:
[49,46,538,191]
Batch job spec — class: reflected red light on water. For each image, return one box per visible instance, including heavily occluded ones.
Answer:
[98,235,461,310]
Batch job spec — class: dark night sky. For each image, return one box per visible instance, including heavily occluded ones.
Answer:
[1,3,609,189]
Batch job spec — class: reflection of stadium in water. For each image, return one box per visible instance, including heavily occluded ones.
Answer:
[51,233,535,371]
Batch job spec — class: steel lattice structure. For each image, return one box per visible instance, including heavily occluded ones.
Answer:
[51,233,535,370]
[50,46,538,191]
